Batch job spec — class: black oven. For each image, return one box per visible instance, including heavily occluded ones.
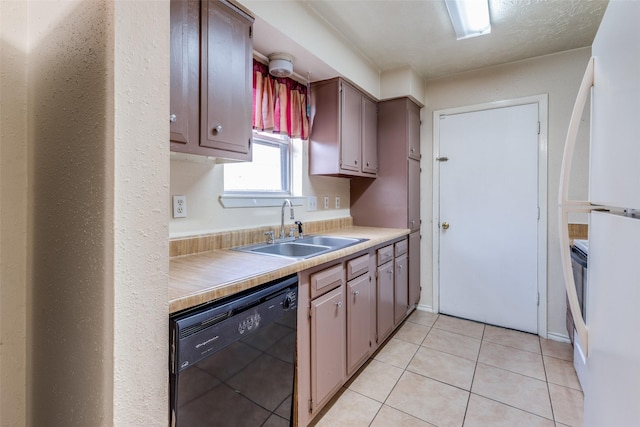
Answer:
[169,274,298,427]
[567,239,588,344]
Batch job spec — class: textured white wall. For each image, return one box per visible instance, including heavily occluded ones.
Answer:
[380,66,426,106]
[27,1,116,423]
[0,1,170,426]
[0,1,29,425]
[421,48,592,338]
[112,1,170,425]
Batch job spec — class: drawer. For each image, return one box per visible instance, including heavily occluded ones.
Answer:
[346,254,369,281]
[377,245,394,266]
[395,239,408,257]
[310,263,344,297]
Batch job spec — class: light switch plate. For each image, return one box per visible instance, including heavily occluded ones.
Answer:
[323,196,329,209]
[335,196,341,209]
[173,195,187,218]
[308,196,317,211]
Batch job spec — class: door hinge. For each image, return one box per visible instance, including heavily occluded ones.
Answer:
[537,121,541,135]
[249,26,253,39]
[537,292,540,306]
[308,305,313,319]
[309,398,313,412]
[537,207,540,220]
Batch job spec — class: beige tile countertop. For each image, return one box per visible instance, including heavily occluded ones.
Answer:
[169,226,409,313]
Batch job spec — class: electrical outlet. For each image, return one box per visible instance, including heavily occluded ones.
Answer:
[323,196,329,209]
[308,196,317,211]
[335,196,341,209]
[173,195,187,218]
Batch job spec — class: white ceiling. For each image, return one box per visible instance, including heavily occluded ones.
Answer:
[252,0,608,81]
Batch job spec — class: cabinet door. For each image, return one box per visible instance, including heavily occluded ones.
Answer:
[200,0,253,159]
[340,82,362,173]
[361,96,378,175]
[169,0,199,147]
[408,100,421,160]
[409,231,421,308]
[394,253,409,325]
[347,274,371,375]
[377,261,394,343]
[408,158,420,231]
[311,286,346,412]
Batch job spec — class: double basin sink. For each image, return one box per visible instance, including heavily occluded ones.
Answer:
[234,235,369,260]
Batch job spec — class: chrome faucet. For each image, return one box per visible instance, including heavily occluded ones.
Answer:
[280,199,295,240]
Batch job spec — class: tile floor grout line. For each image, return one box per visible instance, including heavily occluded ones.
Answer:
[481,338,544,355]
[540,336,558,426]
[379,313,438,425]
[460,322,486,426]
[474,360,548,383]
[467,391,557,423]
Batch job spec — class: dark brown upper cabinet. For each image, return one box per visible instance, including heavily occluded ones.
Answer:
[169,0,199,148]
[351,97,422,232]
[309,78,378,177]
[170,0,254,161]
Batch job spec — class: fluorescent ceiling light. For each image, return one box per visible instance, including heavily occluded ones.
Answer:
[445,0,491,40]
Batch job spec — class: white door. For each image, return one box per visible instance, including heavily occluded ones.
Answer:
[438,103,539,333]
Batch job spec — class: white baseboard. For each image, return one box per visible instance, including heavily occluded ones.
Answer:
[546,332,571,343]
[416,303,434,313]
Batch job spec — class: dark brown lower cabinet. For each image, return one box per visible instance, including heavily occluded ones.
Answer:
[394,252,408,325]
[377,259,394,344]
[347,273,371,375]
[310,285,345,412]
[409,231,421,308]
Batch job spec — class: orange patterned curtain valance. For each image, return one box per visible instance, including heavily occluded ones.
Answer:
[252,60,309,140]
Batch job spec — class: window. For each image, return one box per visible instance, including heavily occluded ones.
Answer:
[224,132,291,195]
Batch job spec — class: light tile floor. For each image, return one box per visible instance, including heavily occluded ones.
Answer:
[312,311,583,427]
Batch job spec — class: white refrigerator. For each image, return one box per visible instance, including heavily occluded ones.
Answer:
[559,1,640,426]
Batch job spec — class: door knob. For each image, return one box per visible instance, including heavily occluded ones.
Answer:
[442,222,450,230]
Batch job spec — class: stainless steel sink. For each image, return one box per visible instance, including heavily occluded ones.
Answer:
[233,235,368,260]
[247,242,331,258]
[295,236,365,248]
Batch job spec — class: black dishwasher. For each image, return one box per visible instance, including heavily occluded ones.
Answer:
[169,274,298,427]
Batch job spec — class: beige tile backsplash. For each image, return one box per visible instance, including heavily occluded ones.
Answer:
[568,223,588,240]
[170,217,353,257]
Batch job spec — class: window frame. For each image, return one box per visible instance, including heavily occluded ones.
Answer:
[223,131,292,197]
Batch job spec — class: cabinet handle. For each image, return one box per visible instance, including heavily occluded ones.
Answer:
[366,161,370,166]
[410,148,415,153]
[169,114,177,123]
[352,290,359,296]
[354,159,358,165]
[213,124,223,134]
[334,301,343,308]
[398,265,403,270]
